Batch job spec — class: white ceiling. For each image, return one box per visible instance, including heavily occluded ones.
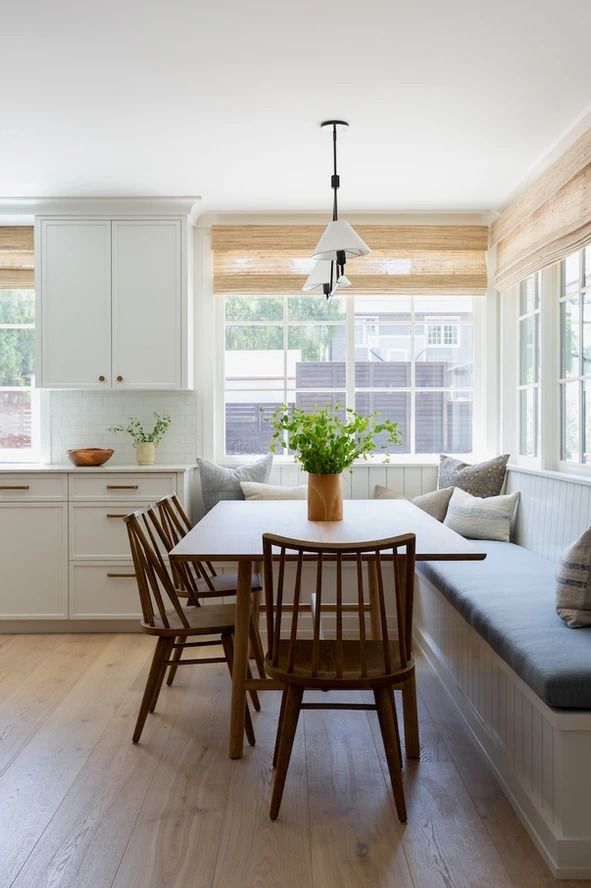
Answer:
[1,0,590,214]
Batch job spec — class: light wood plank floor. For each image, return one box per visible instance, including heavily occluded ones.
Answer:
[0,633,589,888]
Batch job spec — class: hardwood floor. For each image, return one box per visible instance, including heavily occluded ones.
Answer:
[0,633,589,888]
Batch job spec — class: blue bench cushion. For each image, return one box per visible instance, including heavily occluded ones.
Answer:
[418,541,591,710]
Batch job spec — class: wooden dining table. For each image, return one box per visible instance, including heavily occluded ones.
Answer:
[170,498,486,759]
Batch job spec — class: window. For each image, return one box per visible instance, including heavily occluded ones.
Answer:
[560,246,591,464]
[222,294,475,457]
[0,288,39,461]
[426,321,460,347]
[518,272,541,458]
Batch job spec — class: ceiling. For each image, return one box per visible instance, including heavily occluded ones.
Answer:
[1,0,590,214]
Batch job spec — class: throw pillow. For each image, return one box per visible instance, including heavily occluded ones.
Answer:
[197,454,273,512]
[240,481,307,501]
[374,485,454,523]
[438,453,510,498]
[443,486,519,541]
[556,528,591,628]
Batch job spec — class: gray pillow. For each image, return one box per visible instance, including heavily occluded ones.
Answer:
[374,484,454,523]
[197,454,273,512]
[556,528,591,628]
[443,486,519,541]
[438,453,509,498]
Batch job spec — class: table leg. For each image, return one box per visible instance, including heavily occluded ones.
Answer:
[229,559,254,759]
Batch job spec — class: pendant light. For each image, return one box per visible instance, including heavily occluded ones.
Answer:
[304,119,370,298]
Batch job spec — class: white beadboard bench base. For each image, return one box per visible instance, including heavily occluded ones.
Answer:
[415,572,591,880]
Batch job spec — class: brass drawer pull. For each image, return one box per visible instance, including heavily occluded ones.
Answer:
[106,513,128,519]
[107,572,136,578]
[106,484,139,490]
[0,485,30,490]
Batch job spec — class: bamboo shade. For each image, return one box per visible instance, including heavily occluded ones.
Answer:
[491,128,591,291]
[212,224,488,295]
[0,226,34,289]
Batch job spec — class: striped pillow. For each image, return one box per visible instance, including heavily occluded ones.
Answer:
[443,486,519,541]
[556,529,591,628]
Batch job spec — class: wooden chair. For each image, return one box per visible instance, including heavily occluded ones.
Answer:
[125,505,257,745]
[262,532,417,822]
[154,494,266,692]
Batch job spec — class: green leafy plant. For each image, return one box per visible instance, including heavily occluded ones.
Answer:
[266,402,402,475]
[108,413,172,446]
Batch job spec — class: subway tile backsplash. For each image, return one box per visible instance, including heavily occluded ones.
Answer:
[49,390,199,465]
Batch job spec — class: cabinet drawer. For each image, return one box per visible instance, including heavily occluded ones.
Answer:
[69,561,142,619]
[69,472,178,502]
[69,501,152,559]
[0,474,67,502]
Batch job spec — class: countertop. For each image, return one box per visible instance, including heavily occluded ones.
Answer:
[0,463,195,473]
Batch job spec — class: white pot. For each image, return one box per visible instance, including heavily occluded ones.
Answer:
[135,442,156,465]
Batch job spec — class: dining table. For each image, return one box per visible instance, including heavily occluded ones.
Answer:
[169,497,486,759]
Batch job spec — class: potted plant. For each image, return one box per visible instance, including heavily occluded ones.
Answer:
[108,413,172,465]
[267,402,401,520]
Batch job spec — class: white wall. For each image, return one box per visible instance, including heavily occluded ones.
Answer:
[48,390,198,466]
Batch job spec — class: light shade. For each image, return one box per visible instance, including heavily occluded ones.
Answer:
[312,219,371,261]
[302,261,351,293]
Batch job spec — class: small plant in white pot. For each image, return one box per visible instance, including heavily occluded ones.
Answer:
[108,413,172,466]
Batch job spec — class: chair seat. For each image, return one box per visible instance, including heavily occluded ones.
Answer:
[194,571,262,598]
[265,640,415,688]
[141,602,238,636]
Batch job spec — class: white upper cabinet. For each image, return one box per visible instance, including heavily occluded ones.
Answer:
[39,220,111,388]
[111,220,181,389]
[36,213,192,390]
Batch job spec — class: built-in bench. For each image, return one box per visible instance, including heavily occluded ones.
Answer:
[414,465,591,879]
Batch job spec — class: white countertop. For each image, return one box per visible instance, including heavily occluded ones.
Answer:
[0,463,195,473]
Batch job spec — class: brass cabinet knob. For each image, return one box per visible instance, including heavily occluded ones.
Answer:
[116,375,123,382]
[98,375,106,382]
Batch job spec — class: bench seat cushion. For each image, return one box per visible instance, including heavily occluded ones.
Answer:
[418,541,591,709]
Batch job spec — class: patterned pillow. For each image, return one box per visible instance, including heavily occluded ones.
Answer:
[197,454,272,512]
[556,528,591,628]
[374,485,454,523]
[241,481,307,500]
[438,454,509,498]
[443,486,519,541]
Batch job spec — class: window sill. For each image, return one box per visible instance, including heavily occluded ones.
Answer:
[508,462,591,487]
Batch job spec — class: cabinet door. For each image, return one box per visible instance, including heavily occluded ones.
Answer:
[38,220,111,388]
[112,220,182,389]
[0,504,68,618]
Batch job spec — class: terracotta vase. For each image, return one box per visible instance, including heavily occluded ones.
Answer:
[307,473,343,521]
[135,442,156,465]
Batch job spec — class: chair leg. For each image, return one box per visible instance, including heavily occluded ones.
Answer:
[272,688,288,768]
[401,669,420,759]
[133,637,169,744]
[249,611,266,681]
[246,662,261,712]
[150,638,174,713]
[373,686,407,822]
[270,685,303,820]
[222,634,256,747]
[166,637,184,686]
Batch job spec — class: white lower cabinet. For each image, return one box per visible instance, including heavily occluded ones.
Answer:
[0,502,68,618]
[0,467,191,624]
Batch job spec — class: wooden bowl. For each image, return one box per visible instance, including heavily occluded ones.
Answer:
[67,448,114,467]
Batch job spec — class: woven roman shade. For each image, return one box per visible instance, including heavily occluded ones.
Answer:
[492,128,591,291]
[212,224,488,295]
[0,227,34,289]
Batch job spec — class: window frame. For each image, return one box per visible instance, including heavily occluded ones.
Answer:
[217,292,483,465]
[0,287,43,463]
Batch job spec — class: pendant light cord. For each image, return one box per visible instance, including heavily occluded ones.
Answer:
[331,123,339,222]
